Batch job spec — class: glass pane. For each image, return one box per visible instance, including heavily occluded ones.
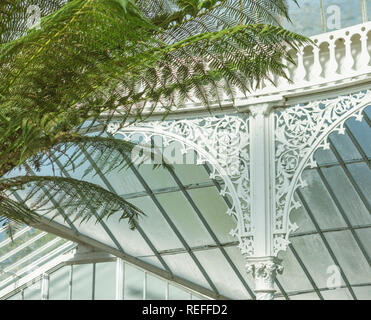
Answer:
[324,231,371,284]
[289,292,320,300]
[321,166,371,226]
[126,196,183,252]
[329,132,361,162]
[314,148,338,166]
[355,228,371,258]
[146,274,166,300]
[223,246,255,293]
[322,287,354,300]
[353,286,371,300]
[173,164,211,186]
[345,116,371,158]
[23,280,41,300]
[49,266,70,300]
[187,187,236,244]
[290,234,338,289]
[290,192,316,235]
[102,205,165,257]
[95,262,116,300]
[156,192,215,247]
[124,264,143,300]
[7,291,22,300]
[194,248,250,300]
[72,264,93,300]
[169,284,191,300]
[277,247,316,293]
[299,170,347,229]
[137,165,178,191]
[162,253,212,291]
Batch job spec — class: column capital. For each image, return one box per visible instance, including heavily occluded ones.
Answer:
[234,94,286,114]
[246,256,283,300]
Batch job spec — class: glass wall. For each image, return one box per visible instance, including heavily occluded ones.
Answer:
[5,259,207,300]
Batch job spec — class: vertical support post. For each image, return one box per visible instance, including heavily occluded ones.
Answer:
[143,272,147,300]
[92,263,96,300]
[249,104,274,257]
[247,103,282,300]
[115,258,125,300]
[41,273,49,300]
[68,265,73,300]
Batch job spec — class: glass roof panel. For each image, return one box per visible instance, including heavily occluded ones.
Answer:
[161,252,212,291]
[320,166,371,226]
[290,234,337,289]
[313,148,338,166]
[101,167,146,196]
[345,116,371,158]
[193,248,251,299]
[222,246,255,291]
[277,247,317,293]
[324,230,371,284]
[67,218,119,251]
[290,192,317,235]
[93,209,159,257]
[289,292,320,300]
[123,196,183,251]
[138,256,167,271]
[321,287,354,300]
[355,228,371,258]
[329,132,361,162]
[155,192,216,247]
[187,187,236,244]
[137,165,178,191]
[299,170,347,229]
[353,286,371,300]
[172,164,212,186]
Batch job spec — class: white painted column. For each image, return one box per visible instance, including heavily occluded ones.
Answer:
[41,273,49,300]
[246,103,282,300]
[115,258,125,300]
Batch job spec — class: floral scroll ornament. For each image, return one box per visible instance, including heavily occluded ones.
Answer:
[107,115,255,256]
[273,90,371,255]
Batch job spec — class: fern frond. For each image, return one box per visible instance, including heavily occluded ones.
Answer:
[1,175,143,229]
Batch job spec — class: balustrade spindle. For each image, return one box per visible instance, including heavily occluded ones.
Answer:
[359,30,370,69]
[327,38,339,77]
[343,34,355,74]
[311,45,323,80]
[293,48,306,83]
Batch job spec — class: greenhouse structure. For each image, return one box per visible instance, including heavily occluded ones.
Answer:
[0,0,370,301]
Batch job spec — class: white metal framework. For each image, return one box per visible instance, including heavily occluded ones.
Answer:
[1,1,370,300]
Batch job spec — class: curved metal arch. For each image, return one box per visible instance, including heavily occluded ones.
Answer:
[107,115,254,255]
[274,90,371,255]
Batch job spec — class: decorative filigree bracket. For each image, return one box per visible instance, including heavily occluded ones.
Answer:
[273,90,371,255]
[107,115,254,255]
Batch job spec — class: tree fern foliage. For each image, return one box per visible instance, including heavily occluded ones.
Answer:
[0,0,308,231]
